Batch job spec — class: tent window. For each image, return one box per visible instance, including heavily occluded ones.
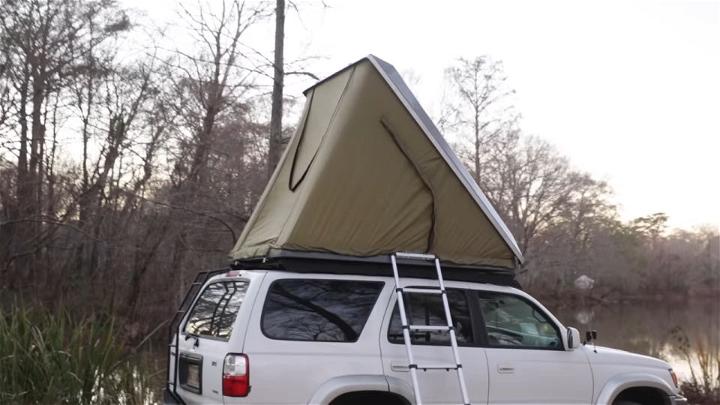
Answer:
[288,90,316,191]
[380,118,437,252]
[289,67,356,191]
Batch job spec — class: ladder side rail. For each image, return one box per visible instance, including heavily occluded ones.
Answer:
[391,254,423,405]
[434,258,471,405]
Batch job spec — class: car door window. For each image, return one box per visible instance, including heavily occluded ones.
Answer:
[388,288,473,345]
[477,291,561,349]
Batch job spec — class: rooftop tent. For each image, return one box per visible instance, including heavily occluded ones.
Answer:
[229,55,523,270]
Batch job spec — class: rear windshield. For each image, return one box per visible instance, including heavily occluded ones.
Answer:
[261,279,384,342]
[184,280,248,340]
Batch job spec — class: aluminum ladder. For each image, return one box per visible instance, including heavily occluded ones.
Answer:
[390,252,471,405]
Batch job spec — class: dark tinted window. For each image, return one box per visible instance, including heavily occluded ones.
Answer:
[388,288,473,345]
[185,280,248,340]
[262,279,384,342]
[477,292,561,349]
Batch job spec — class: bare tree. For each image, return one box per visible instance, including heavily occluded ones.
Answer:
[0,2,714,347]
[267,0,285,178]
[0,0,129,281]
[489,133,576,253]
[170,0,266,197]
[442,57,588,255]
[442,56,514,184]
[158,0,269,302]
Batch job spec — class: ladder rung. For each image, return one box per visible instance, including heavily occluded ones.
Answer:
[408,325,450,332]
[413,363,460,370]
[394,252,436,261]
[402,287,443,295]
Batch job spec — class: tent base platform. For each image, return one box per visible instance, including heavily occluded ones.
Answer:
[230,250,520,288]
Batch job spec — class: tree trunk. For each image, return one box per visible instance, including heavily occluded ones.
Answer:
[267,0,285,178]
[473,107,481,184]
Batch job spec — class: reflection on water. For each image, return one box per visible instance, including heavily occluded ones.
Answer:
[547,299,720,383]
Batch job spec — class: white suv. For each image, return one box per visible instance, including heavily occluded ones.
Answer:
[165,267,687,405]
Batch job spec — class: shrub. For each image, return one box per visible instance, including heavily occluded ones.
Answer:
[670,327,720,405]
[0,306,157,404]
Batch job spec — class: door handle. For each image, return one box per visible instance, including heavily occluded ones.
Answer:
[497,364,515,374]
[391,362,410,372]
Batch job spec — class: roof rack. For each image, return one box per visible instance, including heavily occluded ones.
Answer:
[230,250,520,288]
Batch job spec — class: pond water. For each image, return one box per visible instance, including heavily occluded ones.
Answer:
[546,299,720,384]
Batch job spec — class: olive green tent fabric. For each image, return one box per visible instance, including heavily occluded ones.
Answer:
[229,56,523,268]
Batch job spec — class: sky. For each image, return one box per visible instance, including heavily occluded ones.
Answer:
[123,0,720,230]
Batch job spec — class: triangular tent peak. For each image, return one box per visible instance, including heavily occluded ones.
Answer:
[230,55,523,269]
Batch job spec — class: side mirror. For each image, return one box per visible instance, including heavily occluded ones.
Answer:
[566,327,581,350]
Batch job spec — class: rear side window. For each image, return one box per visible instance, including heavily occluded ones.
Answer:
[388,289,473,345]
[185,280,248,340]
[261,279,384,342]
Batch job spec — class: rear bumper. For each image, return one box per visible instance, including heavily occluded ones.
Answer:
[669,394,688,405]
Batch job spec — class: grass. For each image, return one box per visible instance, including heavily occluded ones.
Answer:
[670,326,720,405]
[0,306,159,404]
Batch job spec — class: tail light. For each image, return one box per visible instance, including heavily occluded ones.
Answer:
[223,353,250,397]
[669,369,679,388]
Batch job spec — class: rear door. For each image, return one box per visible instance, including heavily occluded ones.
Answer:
[380,283,489,404]
[241,275,388,404]
[175,274,256,404]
